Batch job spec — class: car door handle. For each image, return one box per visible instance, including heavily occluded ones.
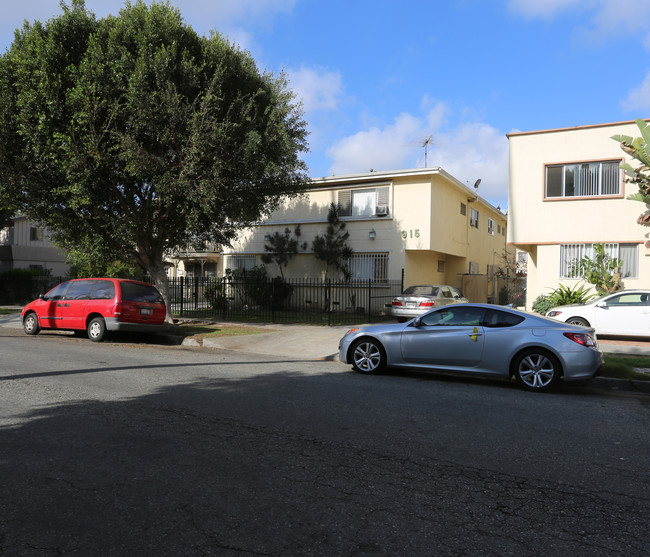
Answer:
[468,332,482,337]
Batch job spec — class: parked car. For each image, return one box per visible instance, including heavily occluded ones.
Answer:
[21,278,169,342]
[391,284,468,322]
[339,303,603,392]
[546,289,650,337]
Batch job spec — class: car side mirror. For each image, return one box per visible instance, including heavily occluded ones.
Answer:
[411,316,422,328]
[596,301,607,308]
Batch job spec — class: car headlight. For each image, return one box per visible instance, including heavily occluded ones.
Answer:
[547,311,562,317]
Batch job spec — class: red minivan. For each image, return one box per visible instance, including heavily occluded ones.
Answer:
[21,278,169,342]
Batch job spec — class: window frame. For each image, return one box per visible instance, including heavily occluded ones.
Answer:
[347,252,390,283]
[545,159,622,199]
[337,186,391,219]
[559,243,638,279]
[470,208,479,228]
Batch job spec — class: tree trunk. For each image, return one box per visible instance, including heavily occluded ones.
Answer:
[138,250,174,324]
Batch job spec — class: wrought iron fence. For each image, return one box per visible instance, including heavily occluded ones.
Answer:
[11,273,526,324]
[170,276,404,325]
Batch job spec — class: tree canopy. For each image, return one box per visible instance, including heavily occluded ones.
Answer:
[0,0,309,312]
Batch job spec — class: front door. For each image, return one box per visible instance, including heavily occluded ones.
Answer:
[400,305,486,367]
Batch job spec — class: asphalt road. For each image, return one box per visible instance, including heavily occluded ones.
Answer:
[0,330,648,556]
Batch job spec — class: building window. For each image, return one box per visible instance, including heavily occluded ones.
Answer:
[560,243,638,279]
[469,261,479,274]
[338,186,390,218]
[488,218,495,235]
[545,160,621,198]
[470,208,479,228]
[30,227,43,241]
[228,255,256,272]
[348,252,389,282]
[437,260,445,273]
[460,202,467,216]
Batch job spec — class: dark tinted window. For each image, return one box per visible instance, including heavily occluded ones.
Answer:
[482,309,525,328]
[421,306,485,326]
[120,282,163,303]
[65,280,94,300]
[91,281,115,300]
[45,282,70,301]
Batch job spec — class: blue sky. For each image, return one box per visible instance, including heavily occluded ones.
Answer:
[2,0,650,209]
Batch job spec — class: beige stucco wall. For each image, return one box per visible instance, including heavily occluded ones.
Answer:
[225,169,508,290]
[508,121,650,309]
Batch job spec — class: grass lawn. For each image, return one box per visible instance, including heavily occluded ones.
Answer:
[602,354,650,381]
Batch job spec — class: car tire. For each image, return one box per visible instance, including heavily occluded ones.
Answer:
[23,312,40,336]
[512,349,560,392]
[350,338,386,374]
[567,317,590,327]
[87,317,107,342]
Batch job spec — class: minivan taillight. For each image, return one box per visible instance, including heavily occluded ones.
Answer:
[112,302,123,316]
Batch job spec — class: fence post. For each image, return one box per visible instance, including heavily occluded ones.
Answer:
[271,277,275,323]
[193,276,199,310]
[179,276,184,317]
[327,278,331,326]
[368,279,372,322]
[222,276,227,321]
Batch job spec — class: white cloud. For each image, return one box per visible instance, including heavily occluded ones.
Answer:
[286,66,343,113]
[622,71,650,111]
[325,103,509,207]
[509,0,650,45]
[326,113,424,175]
[508,0,584,19]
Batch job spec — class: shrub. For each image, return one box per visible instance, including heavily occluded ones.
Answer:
[0,268,42,304]
[532,283,594,315]
[532,294,556,315]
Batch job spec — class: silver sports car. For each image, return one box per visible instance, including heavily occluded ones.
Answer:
[339,304,603,392]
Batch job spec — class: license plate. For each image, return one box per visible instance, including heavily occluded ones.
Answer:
[406,302,417,308]
[140,308,152,315]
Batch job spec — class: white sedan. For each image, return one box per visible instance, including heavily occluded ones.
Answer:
[546,290,650,337]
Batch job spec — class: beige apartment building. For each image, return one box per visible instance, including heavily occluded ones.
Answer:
[171,168,509,302]
[508,120,648,309]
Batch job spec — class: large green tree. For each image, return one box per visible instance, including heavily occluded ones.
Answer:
[0,0,309,318]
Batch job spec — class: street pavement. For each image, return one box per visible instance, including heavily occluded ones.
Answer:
[1,309,649,393]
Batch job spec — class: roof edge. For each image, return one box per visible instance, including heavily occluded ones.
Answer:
[506,119,650,139]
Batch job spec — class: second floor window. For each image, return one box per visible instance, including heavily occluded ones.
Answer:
[546,160,621,198]
[338,186,390,218]
[488,218,495,235]
[470,208,479,228]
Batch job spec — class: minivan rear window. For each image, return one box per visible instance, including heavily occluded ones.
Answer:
[120,282,163,303]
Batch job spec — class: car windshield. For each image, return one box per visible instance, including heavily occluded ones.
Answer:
[120,282,163,303]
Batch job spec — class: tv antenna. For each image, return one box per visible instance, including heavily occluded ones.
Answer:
[422,135,432,167]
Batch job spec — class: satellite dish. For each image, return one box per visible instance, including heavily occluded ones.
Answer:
[474,179,481,190]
